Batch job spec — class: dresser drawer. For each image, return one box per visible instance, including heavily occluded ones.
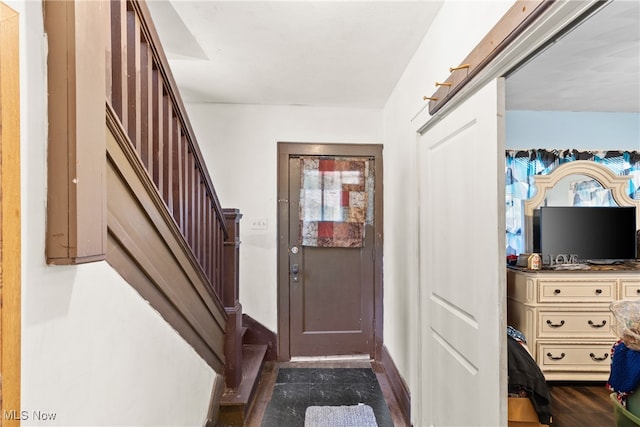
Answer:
[539,279,616,303]
[537,342,613,372]
[621,280,640,300]
[538,311,615,338]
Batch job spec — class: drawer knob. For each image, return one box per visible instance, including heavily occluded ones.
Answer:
[546,352,566,361]
[595,289,603,295]
[588,320,607,328]
[553,289,561,295]
[546,319,565,328]
[590,352,609,362]
[636,289,640,294]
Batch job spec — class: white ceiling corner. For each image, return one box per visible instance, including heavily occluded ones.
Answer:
[147,0,640,112]
[147,0,443,107]
[506,0,640,113]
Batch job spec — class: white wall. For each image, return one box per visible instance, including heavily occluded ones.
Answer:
[381,0,514,424]
[22,264,216,427]
[14,2,216,425]
[186,2,515,424]
[506,110,640,150]
[185,2,517,424]
[184,103,383,332]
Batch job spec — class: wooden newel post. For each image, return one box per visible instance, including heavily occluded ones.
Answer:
[223,208,243,389]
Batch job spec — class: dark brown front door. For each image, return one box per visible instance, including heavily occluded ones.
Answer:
[277,143,383,360]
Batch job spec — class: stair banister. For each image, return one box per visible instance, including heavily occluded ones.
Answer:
[223,209,244,389]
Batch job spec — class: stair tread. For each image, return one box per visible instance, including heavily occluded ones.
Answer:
[220,344,268,406]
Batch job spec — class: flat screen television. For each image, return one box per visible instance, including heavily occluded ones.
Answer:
[539,206,637,262]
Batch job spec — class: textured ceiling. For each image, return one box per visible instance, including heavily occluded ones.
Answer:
[148,0,640,112]
[506,0,640,112]
[147,1,443,108]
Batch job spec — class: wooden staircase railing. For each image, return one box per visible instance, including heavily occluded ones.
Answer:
[107,0,228,299]
[223,209,243,389]
[105,2,268,424]
[46,1,267,423]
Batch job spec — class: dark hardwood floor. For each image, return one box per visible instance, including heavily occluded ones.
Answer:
[245,363,615,427]
[548,382,615,427]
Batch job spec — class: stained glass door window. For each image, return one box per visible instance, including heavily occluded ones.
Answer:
[299,156,374,247]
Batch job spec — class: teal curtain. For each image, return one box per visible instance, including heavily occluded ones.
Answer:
[505,150,640,255]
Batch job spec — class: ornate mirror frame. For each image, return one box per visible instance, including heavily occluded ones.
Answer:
[523,160,640,253]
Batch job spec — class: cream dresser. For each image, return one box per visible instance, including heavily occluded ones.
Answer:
[507,266,640,381]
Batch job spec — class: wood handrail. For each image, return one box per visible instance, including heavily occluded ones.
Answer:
[107,0,228,298]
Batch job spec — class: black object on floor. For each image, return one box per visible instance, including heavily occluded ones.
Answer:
[261,368,394,427]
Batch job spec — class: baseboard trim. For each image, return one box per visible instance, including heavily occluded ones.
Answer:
[242,314,278,361]
[376,345,411,426]
[204,372,225,427]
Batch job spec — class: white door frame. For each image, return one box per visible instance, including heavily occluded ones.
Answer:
[413,1,606,425]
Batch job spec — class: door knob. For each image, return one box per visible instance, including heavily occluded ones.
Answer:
[291,264,299,274]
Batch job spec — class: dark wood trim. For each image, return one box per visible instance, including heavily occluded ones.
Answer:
[276,142,384,361]
[106,1,229,294]
[374,346,411,426]
[127,0,225,231]
[242,314,278,362]
[0,3,21,422]
[223,208,243,388]
[277,146,291,361]
[427,0,555,115]
[127,1,142,151]
[204,373,225,427]
[44,0,107,264]
[106,109,226,371]
[373,148,384,362]
[219,344,268,426]
[109,0,127,125]
[106,105,227,319]
[224,305,243,388]
[223,209,242,307]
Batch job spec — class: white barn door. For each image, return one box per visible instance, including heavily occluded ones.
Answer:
[417,78,507,426]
